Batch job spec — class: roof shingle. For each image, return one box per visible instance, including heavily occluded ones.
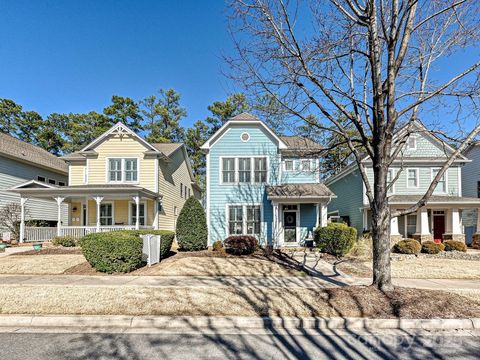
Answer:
[266,183,335,199]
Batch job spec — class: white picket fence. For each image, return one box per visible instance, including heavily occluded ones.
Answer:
[141,234,162,266]
[24,225,152,242]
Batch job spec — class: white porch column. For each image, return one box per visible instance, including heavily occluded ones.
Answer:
[476,209,480,232]
[133,195,141,230]
[451,208,462,234]
[93,196,104,232]
[54,197,65,236]
[153,199,159,230]
[445,209,453,233]
[415,207,431,241]
[390,212,401,236]
[19,197,28,243]
[272,202,280,247]
[318,203,328,227]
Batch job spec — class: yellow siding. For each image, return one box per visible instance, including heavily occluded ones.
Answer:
[70,201,82,225]
[158,148,197,232]
[87,135,156,192]
[69,163,85,186]
[86,199,154,226]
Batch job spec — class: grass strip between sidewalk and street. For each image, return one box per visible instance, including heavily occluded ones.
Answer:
[0,284,479,319]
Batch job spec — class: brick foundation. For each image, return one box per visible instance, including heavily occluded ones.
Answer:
[472,233,480,249]
[442,233,465,243]
[412,234,433,243]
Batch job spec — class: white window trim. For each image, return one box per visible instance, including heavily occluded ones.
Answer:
[37,176,46,183]
[406,168,420,188]
[48,178,57,185]
[300,159,312,172]
[431,167,448,194]
[105,157,140,184]
[128,201,147,226]
[225,203,263,238]
[240,132,250,142]
[99,202,114,226]
[283,159,295,172]
[219,156,269,185]
[387,168,395,194]
[281,204,301,244]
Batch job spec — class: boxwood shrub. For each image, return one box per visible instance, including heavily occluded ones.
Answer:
[421,241,445,254]
[393,239,421,254]
[51,235,77,247]
[224,235,257,255]
[122,230,175,259]
[80,231,143,273]
[314,223,357,257]
[443,240,467,252]
[176,197,208,251]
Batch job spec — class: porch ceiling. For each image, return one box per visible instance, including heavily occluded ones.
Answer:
[10,184,160,200]
[266,183,336,202]
[386,195,480,208]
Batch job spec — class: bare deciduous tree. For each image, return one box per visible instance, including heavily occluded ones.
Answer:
[227,0,480,290]
[0,203,28,241]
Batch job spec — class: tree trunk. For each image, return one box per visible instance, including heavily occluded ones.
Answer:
[370,161,394,291]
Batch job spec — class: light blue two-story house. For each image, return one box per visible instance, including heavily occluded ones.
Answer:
[462,142,480,247]
[326,120,480,244]
[201,113,335,247]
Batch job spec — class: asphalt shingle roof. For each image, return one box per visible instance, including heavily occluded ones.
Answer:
[388,195,480,204]
[151,143,183,156]
[266,183,335,198]
[0,133,68,174]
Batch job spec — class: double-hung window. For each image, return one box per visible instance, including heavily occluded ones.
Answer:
[222,158,236,183]
[406,215,416,238]
[254,158,267,183]
[284,159,294,171]
[432,168,446,193]
[301,159,311,172]
[407,169,418,188]
[387,169,394,194]
[228,206,243,235]
[125,159,138,182]
[228,205,261,236]
[408,136,417,150]
[246,205,261,236]
[238,158,251,183]
[108,158,138,183]
[130,203,145,226]
[100,203,113,225]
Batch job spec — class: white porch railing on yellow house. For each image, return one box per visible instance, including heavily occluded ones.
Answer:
[24,225,154,242]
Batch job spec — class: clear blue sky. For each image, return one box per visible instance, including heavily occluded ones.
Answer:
[0,0,236,128]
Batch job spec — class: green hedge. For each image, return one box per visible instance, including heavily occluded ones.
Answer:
[393,239,421,254]
[314,223,357,256]
[80,232,143,273]
[176,197,208,251]
[51,235,77,247]
[121,230,175,259]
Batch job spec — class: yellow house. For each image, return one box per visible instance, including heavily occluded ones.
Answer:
[11,122,201,241]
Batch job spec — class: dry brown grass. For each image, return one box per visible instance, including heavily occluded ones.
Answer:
[447,289,480,303]
[133,256,302,277]
[0,255,86,275]
[0,284,478,318]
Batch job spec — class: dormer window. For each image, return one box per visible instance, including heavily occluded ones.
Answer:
[408,136,417,150]
[108,158,138,183]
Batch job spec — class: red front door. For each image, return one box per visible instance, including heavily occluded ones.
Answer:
[433,216,445,243]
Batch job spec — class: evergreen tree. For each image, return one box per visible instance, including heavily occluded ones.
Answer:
[16,111,43,144]
[185,120,209,180]
[36,113,67,155]
[205,93,249,135]
[0,99,22,135]
[141,88,186,143]
[103,95,143,132]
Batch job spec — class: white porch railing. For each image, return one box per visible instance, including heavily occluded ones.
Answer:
[24,225,154,242]
[25,227,57,242]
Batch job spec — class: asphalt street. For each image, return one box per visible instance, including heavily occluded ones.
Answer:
[0,328,478,360]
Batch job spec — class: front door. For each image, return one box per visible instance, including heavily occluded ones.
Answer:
[283,211,297,243]
[433,215,445,243]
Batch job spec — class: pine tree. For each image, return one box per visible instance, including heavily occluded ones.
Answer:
[0,99,22,135]
[205,93,249,135]
[103,96,143,132]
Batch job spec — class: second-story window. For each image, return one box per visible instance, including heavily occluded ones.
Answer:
[387,169,394,193]
[284,159,294,171]
[222,158,236,183]
[239,158,251,183]
[407,168,418,188]
[408,136,417,150]
[301,159,311,172]
[254,158,267,183]
[432,168,446,193]
[108,158,138,183]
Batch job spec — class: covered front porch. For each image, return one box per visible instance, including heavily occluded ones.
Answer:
[10,182,161,242]
[266,183,335,247]
[365,195,480,243]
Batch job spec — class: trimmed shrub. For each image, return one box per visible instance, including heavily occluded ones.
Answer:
[224,235,257,255]
[421,241,445,254]
[80,232,143,273]
[443,240,467,252]
[122,230,175,259]
[314,223,357,257]
[51,235,77,247]
[176,197,208,251]
[212,240,223,252]
[393,239,421,254]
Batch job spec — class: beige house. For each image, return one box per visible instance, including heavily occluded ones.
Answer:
[11,122,201,241]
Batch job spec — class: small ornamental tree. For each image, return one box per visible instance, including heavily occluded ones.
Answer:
[176,197,208,251]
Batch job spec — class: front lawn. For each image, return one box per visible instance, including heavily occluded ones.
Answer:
[0,254,86,275]
[0,284,478,318]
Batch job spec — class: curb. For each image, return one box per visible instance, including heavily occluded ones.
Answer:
[0,315,478,331]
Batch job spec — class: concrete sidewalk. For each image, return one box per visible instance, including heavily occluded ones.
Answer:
[0,273,478,290]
